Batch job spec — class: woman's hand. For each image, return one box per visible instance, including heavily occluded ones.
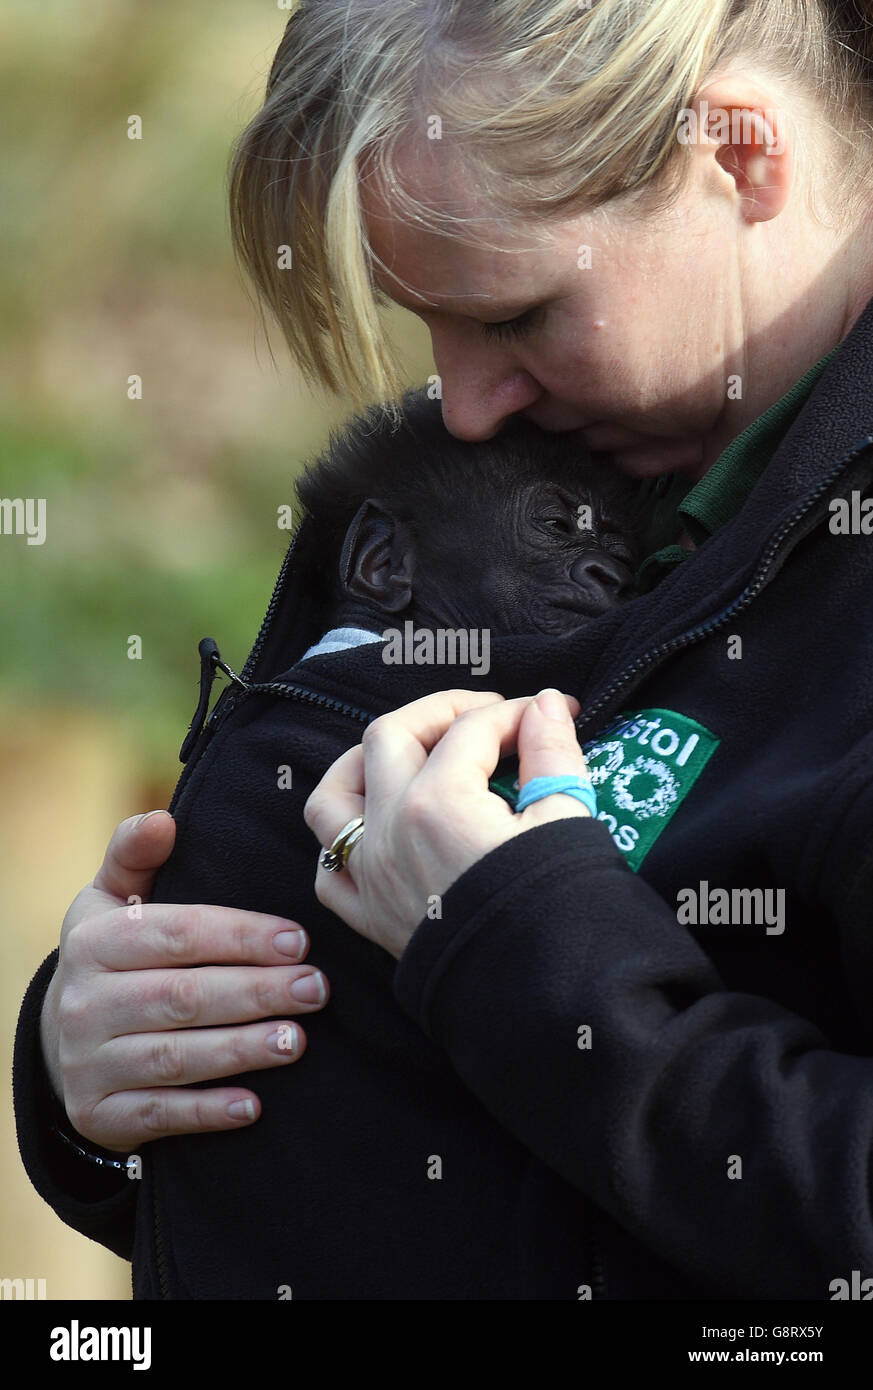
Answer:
[304,686,590,960]
[40,811,330,1154]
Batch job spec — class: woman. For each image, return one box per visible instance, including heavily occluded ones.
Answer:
[15,0,873,1298]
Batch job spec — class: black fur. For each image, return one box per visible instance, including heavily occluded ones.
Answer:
[292,387,642,622]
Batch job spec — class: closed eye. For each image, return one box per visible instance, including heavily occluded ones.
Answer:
[479,306,542,343]
[537,513,578,538]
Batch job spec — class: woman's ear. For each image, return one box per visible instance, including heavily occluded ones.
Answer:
[684,75,793,222]
[339,498,415,613]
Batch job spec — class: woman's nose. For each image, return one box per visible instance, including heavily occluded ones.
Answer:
[431,335,542,441]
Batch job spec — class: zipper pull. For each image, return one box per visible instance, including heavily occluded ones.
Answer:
[179,638,248,763]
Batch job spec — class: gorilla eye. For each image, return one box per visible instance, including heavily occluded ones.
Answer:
[538,511,576,536]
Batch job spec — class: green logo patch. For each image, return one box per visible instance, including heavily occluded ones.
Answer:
[489,707,720,871]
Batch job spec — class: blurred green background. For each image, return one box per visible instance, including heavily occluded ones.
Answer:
[1,0,433,1299]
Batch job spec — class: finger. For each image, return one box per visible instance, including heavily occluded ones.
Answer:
[415,690,581,801]
[84,904,312,972]
[302,745,365,852]
[60,813,178,942]
[92,811,177,903]
[515,688,592,827]
[97,963,330,1034]
[360,689,508,806]
[313,845,364,932]
[81,1085,273,1152]
[95,1018,310,1092]
[303,693,506,848]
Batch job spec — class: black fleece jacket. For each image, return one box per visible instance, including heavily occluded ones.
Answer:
[14,295,873,1299]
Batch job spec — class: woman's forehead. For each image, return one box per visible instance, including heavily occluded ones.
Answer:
[361,159,564,311]
[360,135,492,226]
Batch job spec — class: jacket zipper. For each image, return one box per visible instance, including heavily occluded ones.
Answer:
[240,678,375,724]
[195,665,376,750]
[176,519,368,769]
[240,519,309,683]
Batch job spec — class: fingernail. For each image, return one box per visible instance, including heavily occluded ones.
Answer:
[134,809,166,827]
[290,971,326,1005]
[535,688,571,721]
[227,1099,256,1121]
[267,1024,299,1056]
[274,929,307,959]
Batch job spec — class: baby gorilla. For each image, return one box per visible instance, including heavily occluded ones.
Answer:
[292,387,641,657]
[144,389,643,1301]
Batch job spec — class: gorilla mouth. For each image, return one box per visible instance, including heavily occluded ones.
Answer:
[550,596,611,618]
[524,592,619,636]
[553,579,629,615]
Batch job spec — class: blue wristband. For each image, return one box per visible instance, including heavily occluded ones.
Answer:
[514,774,598,817]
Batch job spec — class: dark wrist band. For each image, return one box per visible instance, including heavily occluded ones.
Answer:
[51,1102,133,1175]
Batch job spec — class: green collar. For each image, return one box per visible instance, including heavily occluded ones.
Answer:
[636,343,842,592]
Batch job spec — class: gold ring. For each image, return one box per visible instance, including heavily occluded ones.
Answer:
[319,815,365,873]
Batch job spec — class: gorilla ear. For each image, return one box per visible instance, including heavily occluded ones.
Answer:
[339,498,414,613]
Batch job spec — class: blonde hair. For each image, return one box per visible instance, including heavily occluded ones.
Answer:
[228,0,873,408]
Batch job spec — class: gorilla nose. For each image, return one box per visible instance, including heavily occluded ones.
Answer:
[569,551,635,605]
